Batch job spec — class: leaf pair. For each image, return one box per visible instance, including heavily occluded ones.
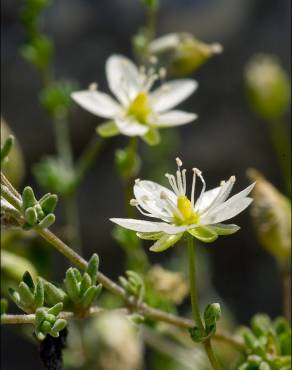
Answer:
[119,270,145,301]
[189,303,221,343]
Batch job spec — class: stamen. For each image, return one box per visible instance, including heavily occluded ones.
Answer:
[176,157,183,167]
[135,178,141,184]
[149,56,158,64]
[182,169,187,194]
[193,168,206,211]
[160,192,183,220]
[165,174,179,195]
[191,168,197,207]
[159,67,167,80]
[130,199,138,206]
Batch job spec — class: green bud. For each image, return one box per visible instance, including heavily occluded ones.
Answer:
[188,326,206,343]
[20,35,53,72]
[47,302,63,316]
[35,307,47,327]
[86,254,99,284]
[36,331,46,341]
[34,278,44,308]
[204,303,221,336]
[247,169,291,261]
[245,54,291,120]
[65,268,80,301]
[41,320,52,334]
[8,288,21,306]
[1,135,14,164]
[148,33,223,77]
[38,213,55,228]
[50,319,67,336]
[115,147,141,179]
[80,273,92,296]
[251,314,271,337]
[40,194,58,214]
[18,282,35,307]
[24,207,38,225]
[97,121,119,138]
[22,186,37,210]
[1,298,8,315]
[44,281,67,306]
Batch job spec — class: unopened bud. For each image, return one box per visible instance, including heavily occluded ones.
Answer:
[247,169,291,261]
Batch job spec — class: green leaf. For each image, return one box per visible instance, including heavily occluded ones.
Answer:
[1,298,8,315]
[86,254,99,284]
[204,303,221,337]
[44,281,67,306]
[115,147,141,179]
[188,326,206,343]
[40,194,58,214]
[64,268,80,301]
[251,314,271,337]
[18,282,35,307]
[80,286,100,309]
[24,207,38,225]
[47,302,63,316]
[80,273,92,296]
[22,186,37,210]
[97,121,119,137]
[136,231,165,240]
[209,223,240,236]
[22,271,35,291]
[142,128,161,146]
[1,135,14,163]
[34,278,45,308]
[149,233,183,252]
[188,226,218,243]
[38,213,55,228]
[50,319,67,336]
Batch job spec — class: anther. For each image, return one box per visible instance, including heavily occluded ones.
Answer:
[135,178,141,184]
[176,157,183,167]
[130,199,138,206]
[89,83,98,91]
[230,175,236,182]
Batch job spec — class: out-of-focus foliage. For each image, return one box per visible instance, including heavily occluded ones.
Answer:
[238,314,291,370]
[1,118,25,187]
[248,169,291,262]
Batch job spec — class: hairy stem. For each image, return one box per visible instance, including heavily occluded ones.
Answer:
[187,235,222,370]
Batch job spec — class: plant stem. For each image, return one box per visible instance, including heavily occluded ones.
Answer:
[278,260,291,323]
[187,235,222,370]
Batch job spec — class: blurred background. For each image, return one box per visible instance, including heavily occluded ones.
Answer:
[1,0,291,369]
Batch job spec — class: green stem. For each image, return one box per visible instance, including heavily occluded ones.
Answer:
[187,235,222,370]
[124,137,138,217]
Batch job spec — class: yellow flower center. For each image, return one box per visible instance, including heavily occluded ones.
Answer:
[176,195,200,225]
[127,92,151,124]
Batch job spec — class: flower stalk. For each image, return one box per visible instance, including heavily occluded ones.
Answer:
[187,235,222,370]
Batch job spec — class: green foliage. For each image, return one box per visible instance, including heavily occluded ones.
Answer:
[238,314,291,370]
[8,272,44,313]
[63,254,102,313]
[33,157,76,196]
[20,35,53,73]
[115,146,141,179]
[143,0,159,11]
[119,270,145,301]
[21,186,57,229]
[189,303,221,343]
[35,303,67,340]
[40,80,77,118]
[1,135,14,165]
[19,0,51,36]
[97,121,120,138]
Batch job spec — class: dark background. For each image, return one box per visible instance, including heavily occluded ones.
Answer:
[1,0,291,368]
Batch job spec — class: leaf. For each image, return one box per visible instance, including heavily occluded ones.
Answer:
[47,302,63,316]
[188,226,218,243]
[18,282,35,307]
[22,271,35,291]
[40,194,58,214]
[44,281,67,306]
[149,233,183,252]
[80,273,92,296]
[86,254,99,284]
[34,278,45,308]
[38,213,55,228]
[24,207,38,226]
[22,186,37,210]
[97,121,119,137]
[64,268,80,301]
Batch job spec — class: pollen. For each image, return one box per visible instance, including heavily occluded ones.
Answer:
[127,92,151,123]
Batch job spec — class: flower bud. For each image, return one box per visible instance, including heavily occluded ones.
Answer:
[247,169,291,261]
[149,33,223,76]
[245,54,291,120]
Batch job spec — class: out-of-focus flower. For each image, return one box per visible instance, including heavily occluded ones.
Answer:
[149,32,223,76]
[247,169,291,261]
[85,312,143,370]
[111,158,254,251]
[147,264,189,304]
[245,54,291,121]
[72,55,197,145]
[1,118,25,187]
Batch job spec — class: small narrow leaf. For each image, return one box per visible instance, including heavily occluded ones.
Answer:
[18,282,35,307]
[51,319,67,336]
[80,286,100,309]
[80,273,92,296]
[34,278,45,308]
[24,207,38,226]
[47,302,63,316]
[86,254,99,283]
[38,213,55,228]
[65,268,80,301]
[22,186,37,210]
[22,271,35,291]
[40,194,58,214]
[44,281,67,306]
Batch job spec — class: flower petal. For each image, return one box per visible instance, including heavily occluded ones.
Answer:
[152,110,198,127]
[200,197,253,225]
[115,118,149,136]
[106,55,140,105]
[149,233,183,252]
[110,218,189,234]
[71,90,121,118]
[134,180,177,221]
[150,79,198,112]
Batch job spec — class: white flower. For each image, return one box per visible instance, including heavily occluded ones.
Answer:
[71,55,198,143]
[110,158,255,252]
